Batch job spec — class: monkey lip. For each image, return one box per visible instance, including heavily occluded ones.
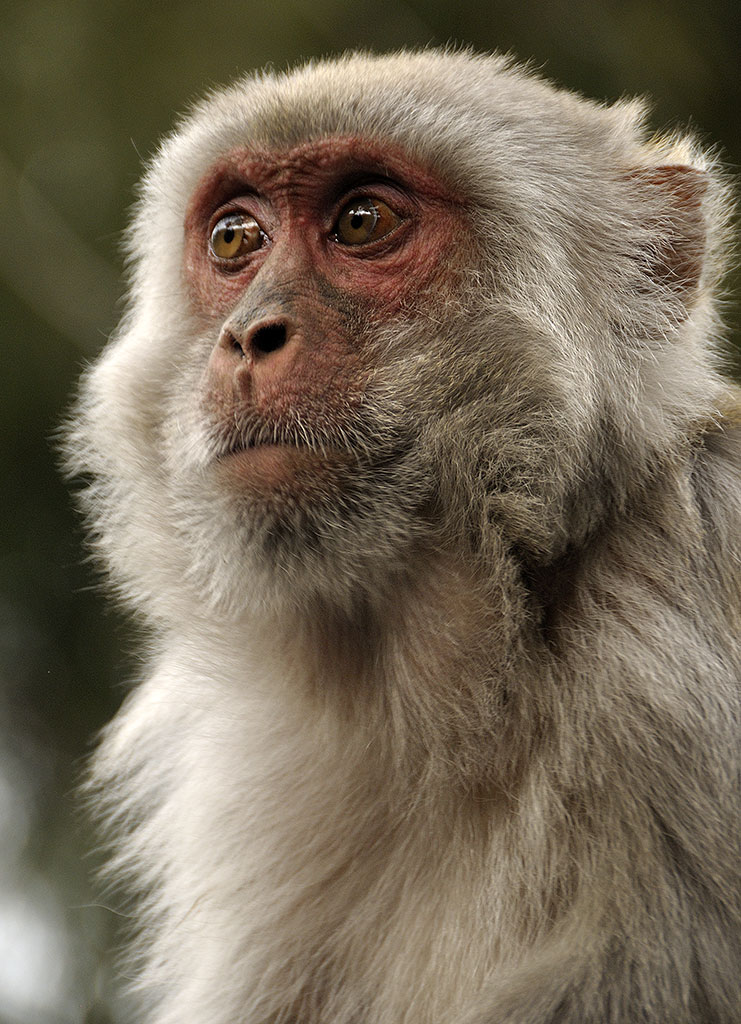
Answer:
[216,440,329,487]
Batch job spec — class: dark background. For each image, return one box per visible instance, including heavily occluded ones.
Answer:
[1,1,739,1020]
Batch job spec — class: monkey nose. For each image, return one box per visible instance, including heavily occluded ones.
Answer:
[219,317,293,362]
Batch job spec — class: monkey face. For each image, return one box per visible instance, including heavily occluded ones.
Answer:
[113,136,477,613]
[180,138,467,504]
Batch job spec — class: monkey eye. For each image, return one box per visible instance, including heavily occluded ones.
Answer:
[209,213,263,260]
[334,198,401,246]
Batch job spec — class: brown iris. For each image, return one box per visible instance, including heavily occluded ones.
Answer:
[209,213,262,259]
[335,198,401,245]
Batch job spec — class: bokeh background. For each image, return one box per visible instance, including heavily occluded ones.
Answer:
[1,1,739,1021]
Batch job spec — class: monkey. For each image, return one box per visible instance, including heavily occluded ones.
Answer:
[66,50,741,1024]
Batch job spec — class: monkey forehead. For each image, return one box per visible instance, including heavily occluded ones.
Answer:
[149,50,651,219]
[185,136,462,215]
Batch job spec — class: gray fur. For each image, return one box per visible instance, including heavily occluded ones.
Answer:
[67,51,740,1023]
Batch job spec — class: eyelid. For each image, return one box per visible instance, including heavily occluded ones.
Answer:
[334,179,408,212]
[207,195,264,234]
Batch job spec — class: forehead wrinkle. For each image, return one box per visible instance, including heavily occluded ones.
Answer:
[194,136,464,209]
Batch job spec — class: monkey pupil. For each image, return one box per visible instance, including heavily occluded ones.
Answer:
[350,214,364,230]
[223,228,235,244]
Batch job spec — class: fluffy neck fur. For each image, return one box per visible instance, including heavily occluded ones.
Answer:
[93,443,739,1024]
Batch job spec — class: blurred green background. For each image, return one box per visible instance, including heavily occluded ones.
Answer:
[1,0,739,1021]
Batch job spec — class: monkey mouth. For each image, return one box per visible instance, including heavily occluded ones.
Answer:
[206,413,367,487]
[214,433,349,493]
[209,420,342,485]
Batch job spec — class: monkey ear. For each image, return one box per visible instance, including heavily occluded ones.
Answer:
[630,164,708,297]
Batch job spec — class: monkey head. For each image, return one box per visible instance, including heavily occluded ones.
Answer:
[68,52,729,623]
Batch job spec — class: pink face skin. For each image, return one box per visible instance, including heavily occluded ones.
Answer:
[183,137,468,494]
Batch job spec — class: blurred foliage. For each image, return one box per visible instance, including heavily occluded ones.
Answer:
[0,0,739,1020]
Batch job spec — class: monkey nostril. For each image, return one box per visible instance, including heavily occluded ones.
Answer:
[251,322,288,356]
[218,327,246,360]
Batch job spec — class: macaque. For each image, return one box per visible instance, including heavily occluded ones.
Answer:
[67,51,740,1024]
